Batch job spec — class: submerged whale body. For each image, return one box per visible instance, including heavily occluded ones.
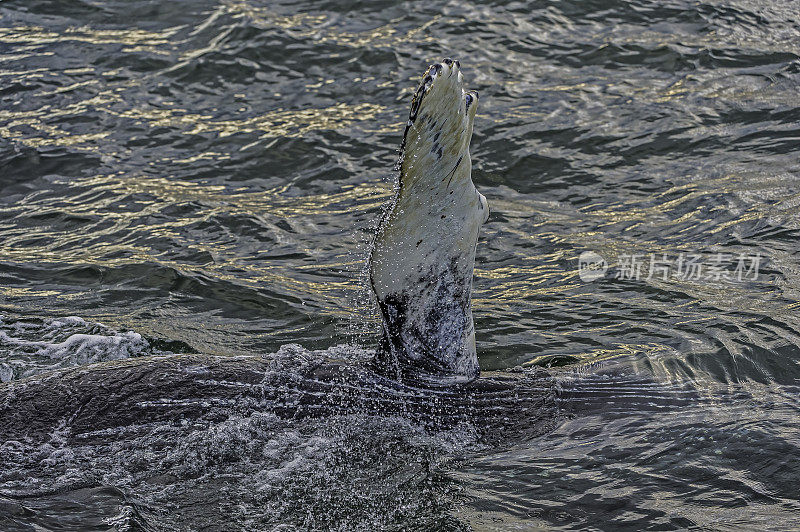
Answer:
[0,61,557,444]
[0,346,557,444]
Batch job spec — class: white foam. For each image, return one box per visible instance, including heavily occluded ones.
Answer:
[0,315,152,381]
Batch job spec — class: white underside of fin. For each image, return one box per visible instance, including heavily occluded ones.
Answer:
[370,60,488,383]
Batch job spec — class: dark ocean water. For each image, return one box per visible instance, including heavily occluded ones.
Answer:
[1,0,799,530]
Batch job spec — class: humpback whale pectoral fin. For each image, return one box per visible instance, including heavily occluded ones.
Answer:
[369,58,484,385]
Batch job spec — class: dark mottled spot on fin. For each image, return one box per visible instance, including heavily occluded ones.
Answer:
[431,140,443,159]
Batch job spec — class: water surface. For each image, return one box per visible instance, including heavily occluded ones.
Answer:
[1,0,799,529]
